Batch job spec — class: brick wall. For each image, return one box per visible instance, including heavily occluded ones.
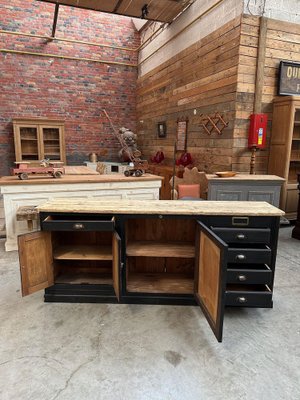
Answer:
[0,0,139,175]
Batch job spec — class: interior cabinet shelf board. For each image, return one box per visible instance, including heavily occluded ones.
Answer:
[53,245,113,260]
[55,272,113,285]
[126,241,195,258]
[127,273,194,294]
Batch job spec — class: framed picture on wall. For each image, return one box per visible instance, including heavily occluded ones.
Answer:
[176,118,188,151]
[157,122,167,138]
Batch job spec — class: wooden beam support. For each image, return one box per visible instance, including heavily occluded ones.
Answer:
[113,0,124,13]
[51,4,59,39]
[254,16,268,113]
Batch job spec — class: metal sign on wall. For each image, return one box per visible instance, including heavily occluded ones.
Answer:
[279,61,300,96]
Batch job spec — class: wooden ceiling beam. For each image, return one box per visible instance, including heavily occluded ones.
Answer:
[113,0,124,13]
[51,3,59,38]
[35,0,194,23]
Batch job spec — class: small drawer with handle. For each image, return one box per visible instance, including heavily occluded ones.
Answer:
[225,284,272,307]
[211,227,271,244]
[228,244,271,264]
[41,215,115,231]
[227,264,272,285]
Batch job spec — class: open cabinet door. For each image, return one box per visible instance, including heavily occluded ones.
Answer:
[195,221,228,342]
[18,231,54,297]
[112,232,121,301]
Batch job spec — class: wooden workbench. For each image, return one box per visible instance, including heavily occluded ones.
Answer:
[0,171,162,251]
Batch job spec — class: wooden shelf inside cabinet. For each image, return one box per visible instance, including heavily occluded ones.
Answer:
[127,272,194,294]
[55,272,113,285]
[126,241,195,258]
[54,245,113,260]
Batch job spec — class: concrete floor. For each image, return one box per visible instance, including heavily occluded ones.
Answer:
[0,227,299,400]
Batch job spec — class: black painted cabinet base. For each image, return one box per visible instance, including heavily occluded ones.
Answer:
[44,284,119,304]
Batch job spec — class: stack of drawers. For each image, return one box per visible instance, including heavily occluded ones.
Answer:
[210,216,276,308]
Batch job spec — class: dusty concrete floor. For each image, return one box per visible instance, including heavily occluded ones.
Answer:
[0,227,299,400]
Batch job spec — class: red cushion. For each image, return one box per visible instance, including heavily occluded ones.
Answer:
[178,184,200,199]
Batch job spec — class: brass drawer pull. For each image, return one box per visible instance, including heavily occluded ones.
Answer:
[236,234,246,240]
[236,254,246,261]
[73,223,84,230]
[237,296,247,304]
[238,274,247,282]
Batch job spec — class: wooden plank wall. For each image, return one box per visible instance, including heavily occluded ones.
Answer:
[137,16,242,173]
[234,15,300,173]
[137,14,300,174]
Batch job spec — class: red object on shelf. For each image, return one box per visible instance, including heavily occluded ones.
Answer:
[248,114,267,149]
[176,152,193,167]
[150,151,165,164]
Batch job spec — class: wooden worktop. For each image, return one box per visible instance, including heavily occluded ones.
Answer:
[0,172,163,185]
[38,198,284,216]
[207,174,285,181]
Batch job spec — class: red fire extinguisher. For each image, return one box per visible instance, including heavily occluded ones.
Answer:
[248,114,267,149]
[248,114,267,174]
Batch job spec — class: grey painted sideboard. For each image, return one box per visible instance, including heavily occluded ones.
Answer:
[207,175,285,208]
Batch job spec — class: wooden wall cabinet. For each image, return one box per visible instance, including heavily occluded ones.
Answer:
[17,199,282,342]
[13,118,66,164]
[268,97,300,219]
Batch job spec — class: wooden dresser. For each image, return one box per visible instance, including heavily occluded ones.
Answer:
[18,198,284,342]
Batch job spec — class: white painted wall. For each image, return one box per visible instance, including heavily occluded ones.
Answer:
[139,0,244,77]
[139,0,300,77]
[244,0,300,23]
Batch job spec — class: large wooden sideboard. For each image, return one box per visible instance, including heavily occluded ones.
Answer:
[0,171,162,251]
[19,198,284,342]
